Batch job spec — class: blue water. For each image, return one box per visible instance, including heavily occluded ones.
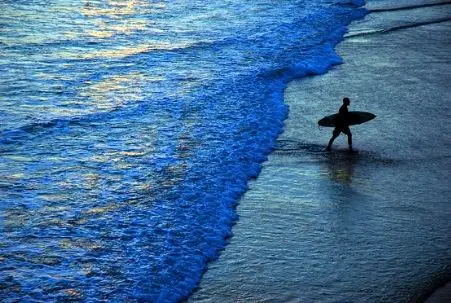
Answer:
[0,1,366,301]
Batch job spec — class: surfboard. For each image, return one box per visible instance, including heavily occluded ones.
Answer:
[318,111,376,127]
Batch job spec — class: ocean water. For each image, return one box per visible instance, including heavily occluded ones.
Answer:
[0,0,367,301]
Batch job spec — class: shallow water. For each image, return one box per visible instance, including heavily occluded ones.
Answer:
[0,1,368,301]
[190,1,451,302]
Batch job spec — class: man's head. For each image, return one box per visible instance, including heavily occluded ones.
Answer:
[343,97,350,106]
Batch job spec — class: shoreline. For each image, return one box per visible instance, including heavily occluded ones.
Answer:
[409,268,451,302]
[424,283,451,303]
[190,1,451,302]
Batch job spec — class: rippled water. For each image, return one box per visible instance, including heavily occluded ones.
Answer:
[0,0,366,301]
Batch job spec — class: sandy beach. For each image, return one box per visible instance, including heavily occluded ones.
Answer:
[190,1,451,302]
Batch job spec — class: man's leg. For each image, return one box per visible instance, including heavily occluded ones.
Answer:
[343,127,353,151]
[327,128,340,150]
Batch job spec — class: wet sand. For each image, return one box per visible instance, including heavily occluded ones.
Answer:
[190,2,451,302]
[425,283,451,303]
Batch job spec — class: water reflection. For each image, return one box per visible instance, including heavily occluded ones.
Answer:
[71,41,195,59]
[79,72,150,110]
[273,140,359,186]
[322,150,358,186]
[81,0,155,17]
[81,0,162,39]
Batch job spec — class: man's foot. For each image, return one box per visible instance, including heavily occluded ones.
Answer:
[325,146,331,151]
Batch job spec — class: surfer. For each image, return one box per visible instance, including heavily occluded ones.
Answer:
[326,97,353,151]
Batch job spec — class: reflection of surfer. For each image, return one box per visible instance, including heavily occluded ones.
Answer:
[326,97,353,152]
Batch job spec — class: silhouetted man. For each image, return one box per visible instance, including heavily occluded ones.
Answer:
[326,97,352,151]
